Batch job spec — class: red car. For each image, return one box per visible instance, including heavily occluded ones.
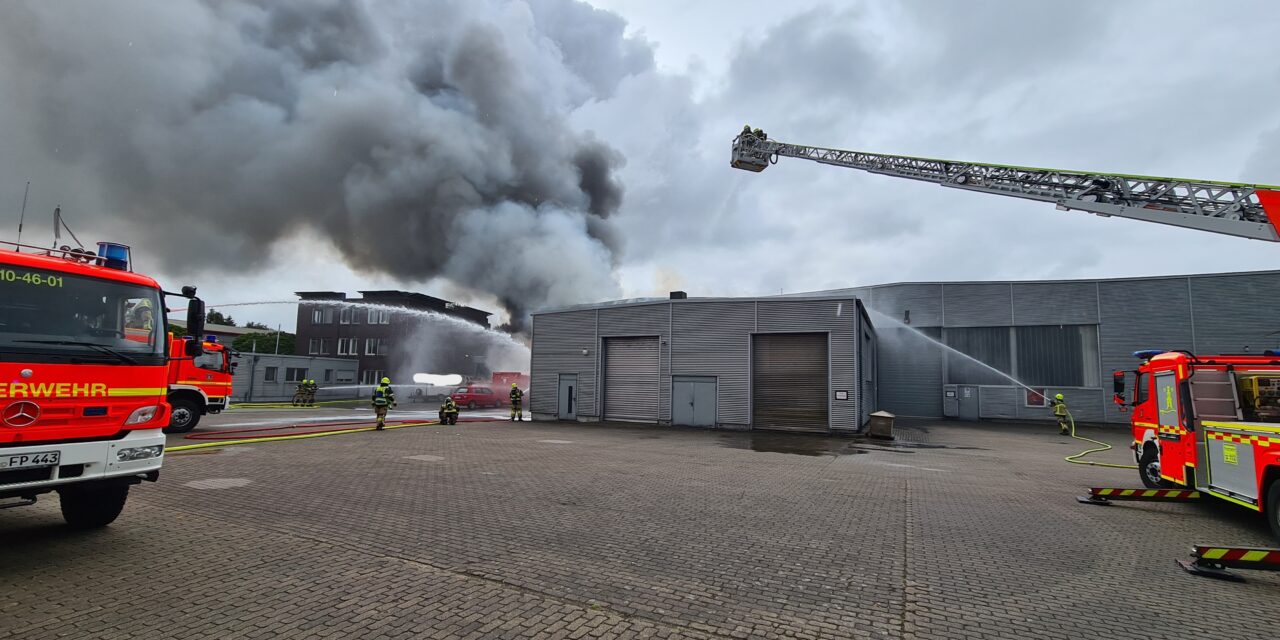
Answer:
[450,386,504,410]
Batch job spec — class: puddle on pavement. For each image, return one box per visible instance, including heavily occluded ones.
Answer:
[720,433,987,457]
[719,432,868,457]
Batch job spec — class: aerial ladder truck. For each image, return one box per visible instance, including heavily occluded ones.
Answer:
[733,129,1280,576]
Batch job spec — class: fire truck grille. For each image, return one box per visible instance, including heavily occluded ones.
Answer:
[0,466,55,487]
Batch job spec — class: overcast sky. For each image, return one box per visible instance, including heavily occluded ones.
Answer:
[4,0,1279,332]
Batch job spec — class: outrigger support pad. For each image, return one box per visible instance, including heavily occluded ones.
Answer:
[1077,487,1201,506]
[1178,545,1280,582]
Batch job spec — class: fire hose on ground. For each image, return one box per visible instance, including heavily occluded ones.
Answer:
[1061,411,1138,470]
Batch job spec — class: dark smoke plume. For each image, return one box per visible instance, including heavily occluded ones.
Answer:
[0,0,653,327]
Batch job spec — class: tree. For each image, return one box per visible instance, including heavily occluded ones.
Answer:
[244,321,271,330]
[206,309,236,326]
[233,331,295,355]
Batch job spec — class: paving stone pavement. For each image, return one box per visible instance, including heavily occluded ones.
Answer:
[1,414,1277,639]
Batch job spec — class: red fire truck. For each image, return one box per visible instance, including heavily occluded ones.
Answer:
[1114,350,1280,539]
[0,240,206,527]
[164,334,235,434]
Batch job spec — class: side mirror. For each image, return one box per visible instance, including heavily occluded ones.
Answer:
[1112,371,1126,407]
[185,296,206,357]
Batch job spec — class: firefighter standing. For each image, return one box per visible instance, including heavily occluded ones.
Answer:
[1050,393,1070,435]
[293,380,307,406]
[371,377,396,430]
[509,383,524,422]
[439,396,459,425]
[304,379,318,406]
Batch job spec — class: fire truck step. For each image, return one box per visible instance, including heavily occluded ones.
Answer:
[1178,545,1280,582]
[1077,487,1201,505]
[0,496,37,510]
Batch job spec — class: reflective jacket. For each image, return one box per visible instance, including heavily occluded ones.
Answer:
[372,384,395,407]
[510,388,524,403]
[1051,399,1068,416]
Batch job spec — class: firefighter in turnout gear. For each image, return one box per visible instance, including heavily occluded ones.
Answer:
[439,396,459,425]
[293,381,307,406]
[303,379,317,406]
[1050,393,1070,435]
[510,383,524,422]
[371,377,396,430]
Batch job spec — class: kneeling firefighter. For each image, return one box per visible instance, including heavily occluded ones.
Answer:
[439,396,459,425]
[1050,393,1070,435]
[371,377,396,430]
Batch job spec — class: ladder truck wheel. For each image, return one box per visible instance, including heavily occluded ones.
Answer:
[1267,481,1280,543]
[164,397,201,434]
[1138,446,1172,489]
[59,483,129,529]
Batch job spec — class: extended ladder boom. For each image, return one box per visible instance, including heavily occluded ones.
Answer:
[732,132,1280,242]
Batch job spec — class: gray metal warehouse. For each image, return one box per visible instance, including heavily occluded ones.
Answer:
[531,269,1280,431]
[530,295,877,432]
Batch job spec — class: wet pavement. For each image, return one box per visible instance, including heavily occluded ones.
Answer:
[2,413,1277,640]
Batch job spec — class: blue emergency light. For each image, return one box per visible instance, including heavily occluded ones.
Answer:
[95,242,131,271]
[206,335,218,343]
[1132,349,1167,359]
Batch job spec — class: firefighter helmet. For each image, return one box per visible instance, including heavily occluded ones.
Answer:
[381,377,390,385]
[1055,393,1064,400]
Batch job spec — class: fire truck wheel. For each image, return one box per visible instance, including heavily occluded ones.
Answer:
[164,398,201,434]
[1267,481,1280,543]
[1138,446,1172,489]
[59,484,129,529]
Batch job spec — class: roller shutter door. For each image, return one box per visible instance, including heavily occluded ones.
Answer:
[604,337,660,421]
[753,333,828,432]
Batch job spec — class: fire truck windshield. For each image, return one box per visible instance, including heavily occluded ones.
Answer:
[0,265,166,365]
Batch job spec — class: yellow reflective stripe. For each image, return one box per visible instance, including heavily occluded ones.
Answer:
[1241,550,1270,562]
[1134,421,1158,428]
[177,380,233,387]
[1120,489,1136,496]
[1201,421,1280,435]
[1201,548,1229,560]
[107,387,167,397]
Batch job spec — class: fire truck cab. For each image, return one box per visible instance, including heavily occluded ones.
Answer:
[165,335,236,434]
[1115,350,1280,539]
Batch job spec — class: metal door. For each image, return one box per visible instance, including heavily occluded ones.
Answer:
[557,374,577,420]
[752,333,829,433]
[603,337,660,421]
[957,385,980,420]
[673,376,717,427]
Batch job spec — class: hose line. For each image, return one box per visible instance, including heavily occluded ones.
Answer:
[1062,411,1138,470]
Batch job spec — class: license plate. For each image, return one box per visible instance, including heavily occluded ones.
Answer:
[0,451,61,470]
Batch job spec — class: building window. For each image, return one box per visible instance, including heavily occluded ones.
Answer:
[264,366,278,382]
[285,367,308,382]
[339,308,353,324]
[311,307,334,324]
[336,338,356,356]
[336,370,355,383]
[307,338,328,355]
[365,338,388,355]
[1015,325,1099,387]
[324,369,334,383]
[1025,388,1047,407]
[360,369,386,385]
[367,308,390,324]
[943,326,1013,386]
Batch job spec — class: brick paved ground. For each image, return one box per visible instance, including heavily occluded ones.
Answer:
[1,410,1277,639]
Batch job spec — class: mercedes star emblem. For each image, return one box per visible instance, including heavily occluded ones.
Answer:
[2,401,40,428]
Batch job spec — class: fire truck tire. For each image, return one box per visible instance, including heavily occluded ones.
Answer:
[1267,481,1280,543]
[164,398,201,434]
[1138,446,1172,489]
[59,484,129,529]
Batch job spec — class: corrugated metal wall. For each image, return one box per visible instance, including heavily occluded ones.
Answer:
[1011,281,1099,325]
[942,284,1014,327]
[758,299,860,431]
[670,301,754,427]
[876,326,943,417]
[530,310,598,418]
[1098,278,1193,423]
